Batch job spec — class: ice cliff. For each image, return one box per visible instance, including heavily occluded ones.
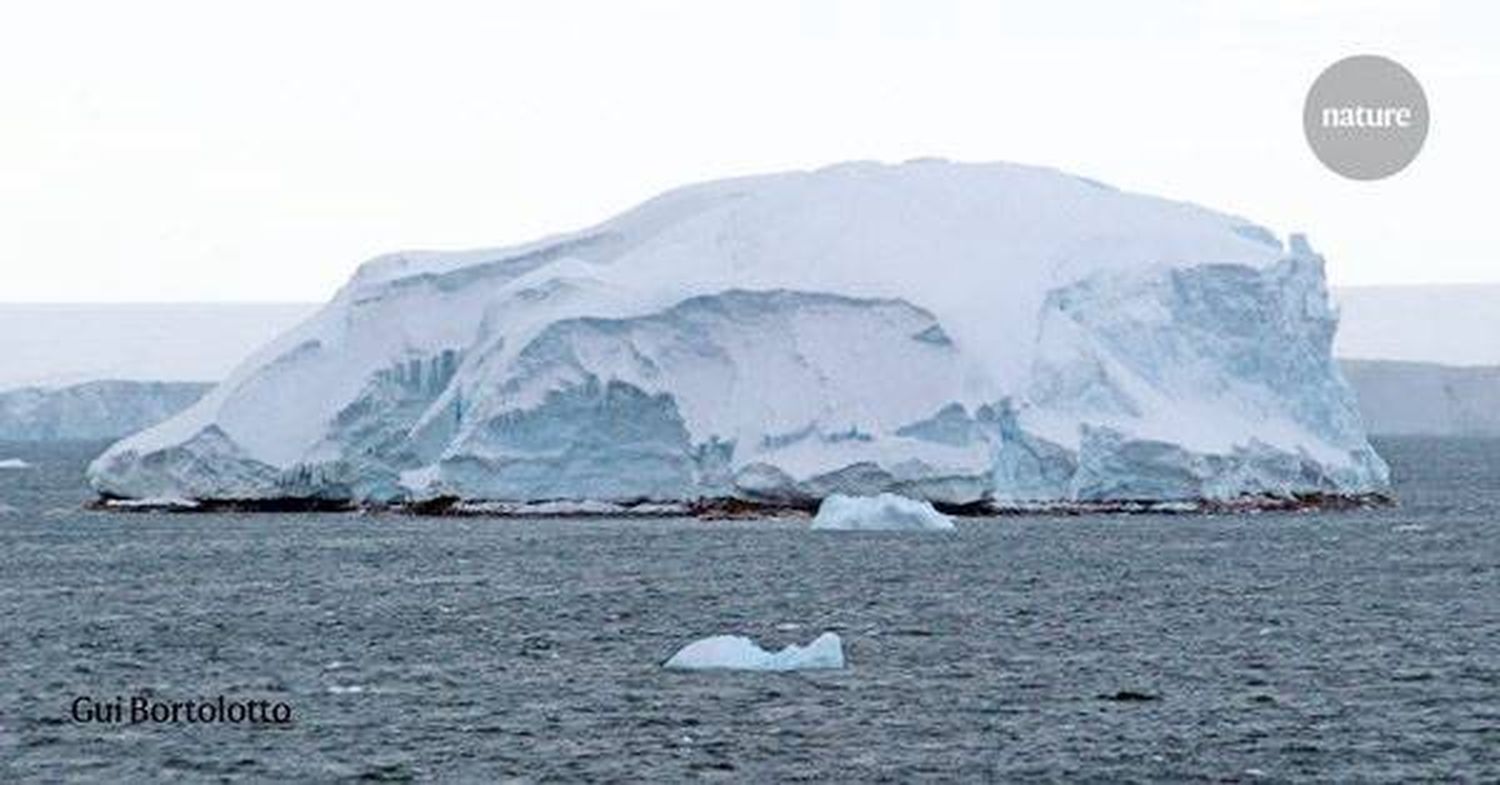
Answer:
[88,160,1390,509]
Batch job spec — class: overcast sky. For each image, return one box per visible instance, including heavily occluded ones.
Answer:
[2,0,1496,302]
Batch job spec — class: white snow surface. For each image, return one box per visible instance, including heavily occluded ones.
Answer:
[88,159,1389,505]
[811,493,955,531]
[663,632,845,671]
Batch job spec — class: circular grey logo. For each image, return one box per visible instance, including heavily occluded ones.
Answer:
[1304,55,1428,180]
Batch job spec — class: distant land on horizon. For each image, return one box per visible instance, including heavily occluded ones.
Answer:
[0,284,1496,391]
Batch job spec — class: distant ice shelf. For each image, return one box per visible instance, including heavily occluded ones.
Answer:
[87,159,1391,510]
[0,380,211,441]
[1339,360,1500,437]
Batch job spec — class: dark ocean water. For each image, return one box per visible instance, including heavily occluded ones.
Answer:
[1,438,1497,782]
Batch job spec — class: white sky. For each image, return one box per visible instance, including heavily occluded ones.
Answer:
[1,0,1496,302]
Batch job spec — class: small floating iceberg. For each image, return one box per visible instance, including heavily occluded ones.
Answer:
[810,493,955,532]
[663,632,845,671]
[0,458,31,470]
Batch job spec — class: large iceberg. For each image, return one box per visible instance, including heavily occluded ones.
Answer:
[88,160,1390,510]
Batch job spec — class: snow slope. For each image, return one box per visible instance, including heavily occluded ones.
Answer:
[89,160,1389,506]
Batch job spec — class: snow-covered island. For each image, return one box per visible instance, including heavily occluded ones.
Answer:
[87,160,1391,513]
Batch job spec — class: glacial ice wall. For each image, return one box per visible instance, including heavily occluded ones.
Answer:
[88,160,1390,507]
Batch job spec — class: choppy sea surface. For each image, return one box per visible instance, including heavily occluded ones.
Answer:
[1,438,1497,782]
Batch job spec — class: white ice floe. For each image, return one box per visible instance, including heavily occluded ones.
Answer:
[0,458,31,470]
[810,493,955,532]
[663,632,845,671]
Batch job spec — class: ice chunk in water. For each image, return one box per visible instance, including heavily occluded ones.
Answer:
[811,493,955,531]
[663,632,845,671]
